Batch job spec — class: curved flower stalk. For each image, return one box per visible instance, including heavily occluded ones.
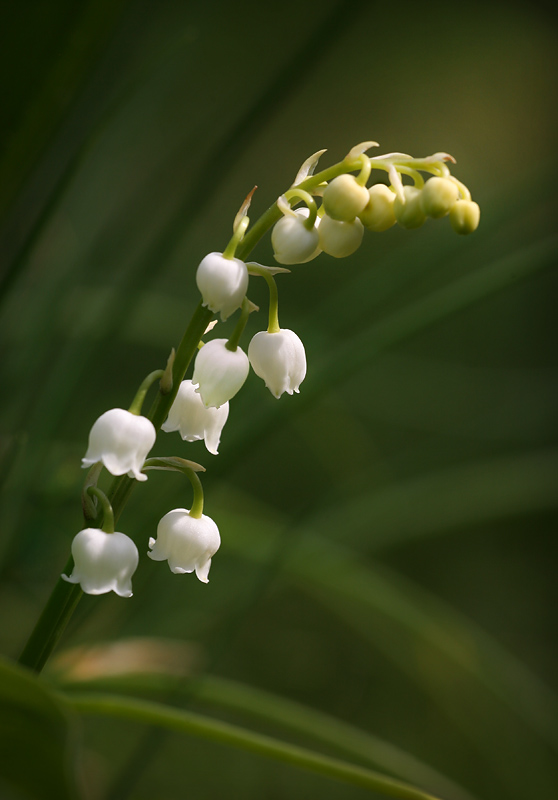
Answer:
[162,379,229,455]
[148,508,220,582]
[82,408,156,482]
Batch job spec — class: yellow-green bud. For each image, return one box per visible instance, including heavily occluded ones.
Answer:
[393,186,426,229]
[359,184,396,232]
[322,174,370,222]
[421,177,459,219]
[318,214,364,258]
[449,199,480,234]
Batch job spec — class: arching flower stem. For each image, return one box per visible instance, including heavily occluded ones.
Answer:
[87,486,115,533]
[354,154,372,187]
[283,188,318,230]
[249,265,280,334]
[223,215,250,259]
[186,469,204,519]
[128,369,165,415]
[226,297,256,352]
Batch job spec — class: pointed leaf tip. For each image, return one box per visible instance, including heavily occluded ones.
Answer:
[233,186,257,232]
[345,141,379,160]
[293,149,327,186]
[247,261,291,276]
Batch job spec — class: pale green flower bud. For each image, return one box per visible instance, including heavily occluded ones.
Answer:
[394,186,426,229]
[358,184,396,232]
[318,214,364,258]
[322,174,370,222]
[449,199,480,234]
[421,177,459,219]
[271,208,320,265]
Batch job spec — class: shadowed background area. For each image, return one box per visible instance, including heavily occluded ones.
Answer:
[0,1,557,799]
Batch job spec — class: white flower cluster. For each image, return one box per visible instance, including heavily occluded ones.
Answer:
[72,404,222,597]
[67,144,479,602]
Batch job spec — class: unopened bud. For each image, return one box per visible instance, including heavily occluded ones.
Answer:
[318,214,364,258]
[449,200,480,234]
[322,174,370,222]
[421,177,459,219]
[394,186,426,230]
[359,184,396,232]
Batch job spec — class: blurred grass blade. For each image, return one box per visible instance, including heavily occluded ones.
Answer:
[304,449,558,550]
[67,691,443,800]
[52,641,476,800]
[291,539,558,799]
[0,656,79,800]
[195,675,478,800]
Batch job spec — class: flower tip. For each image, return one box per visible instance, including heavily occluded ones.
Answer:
[129,470,148,482]
[196,560,211,583]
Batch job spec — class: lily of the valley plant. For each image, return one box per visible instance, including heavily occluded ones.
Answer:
[20,140,479,663]
[17,142,479,798]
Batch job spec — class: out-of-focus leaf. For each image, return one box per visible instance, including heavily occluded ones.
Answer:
[51,643,476,800]
[0,656,79,800]
[67,690,443,800]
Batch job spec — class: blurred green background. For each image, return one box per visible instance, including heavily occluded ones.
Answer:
[0,1,557,798]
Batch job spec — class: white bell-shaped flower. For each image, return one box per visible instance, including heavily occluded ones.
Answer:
[161,379,229,455]
[192,338,249,408]
[196,251,249,321]
[82,408,156,481]
[148,508,221,582]
[271,208,321,265]
[62,528,139,597]
[248,329,306,398]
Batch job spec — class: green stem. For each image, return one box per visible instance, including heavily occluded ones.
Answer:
[18,149,467,673]
[355,155,372,186]
[149,301,214,430]
[128,370,164,415]
[87,487,114,533]
[283,188,318,228]
[18,557,83,673]
[248,268,280,333]
[223,216,250,259]
[226,297,252,351]
[18,302,213,672]
[186,469,204,519]
[67,692,441,800]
